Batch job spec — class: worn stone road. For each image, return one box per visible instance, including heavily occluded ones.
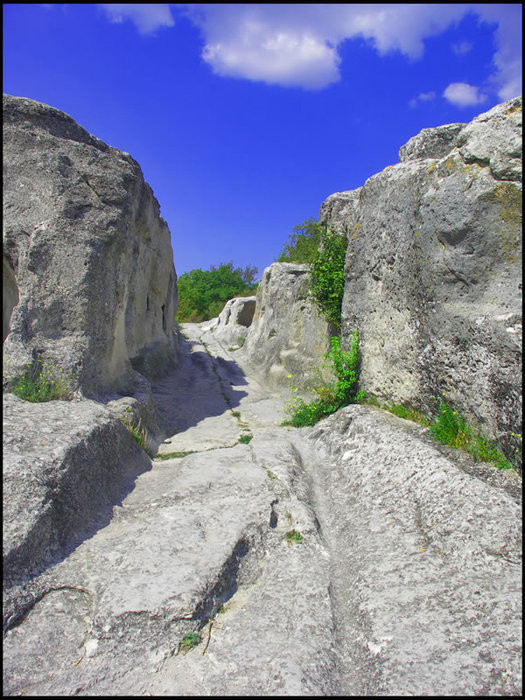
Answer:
[3,322,522,695]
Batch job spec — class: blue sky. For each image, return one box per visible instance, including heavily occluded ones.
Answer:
[3,4,522,279]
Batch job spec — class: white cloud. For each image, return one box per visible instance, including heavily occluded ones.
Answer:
[98,4,522,97]
[443,82,488,107]
[474,4,523,100]
[409,91,437,108]
[100,4,174,35]
[201,19,340,89]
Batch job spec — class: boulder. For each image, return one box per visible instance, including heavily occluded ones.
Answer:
[211,295,256,348]
[3,393,151,630]
[306,404,522,695]
[3,94,178,399]
[320,96,522,464]
[241,263,334,391]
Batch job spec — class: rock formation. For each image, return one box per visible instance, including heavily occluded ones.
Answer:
[3,95,522,696]
[3,323,521,695]
[204,295,256,348]
[321,97,522,464]
[240,262,334,390]
[3,94,178,399]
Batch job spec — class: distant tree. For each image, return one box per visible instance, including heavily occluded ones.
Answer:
[177,261,258,322]
[277,217,324,264]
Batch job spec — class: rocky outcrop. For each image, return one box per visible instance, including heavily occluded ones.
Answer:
[205,295,256,348]
[3,325,521,695]
[3,94,178,399]
[240,262,334,391]
[306,404,522,696]
[3,393,152,630]
[321,96,522,464]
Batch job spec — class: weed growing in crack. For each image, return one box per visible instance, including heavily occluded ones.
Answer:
[239,433,253,444]
[121,409,154,457]
[283,332,364,427]
[285,530,304,544]
[7,358,77,402]
[179,631,201,653]
[153,450,197,460]
[430,397,515,470]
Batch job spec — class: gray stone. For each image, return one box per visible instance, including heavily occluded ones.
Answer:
[305,404,522,696]
[3,393,151,629]
[3,330,521,694]
[240,262,334,391]
[209,295,256,348]
[319,187,362,237]
[321,96,522,464]
[3,94,178,399]
[399,122,466,162]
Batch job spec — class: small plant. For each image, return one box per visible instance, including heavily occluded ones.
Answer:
[308,226,348,328]
[430,398,514,470]
[239,433,253,444]
[386,403,429,425]
[9,358,76,402]
[285,530,304,544]
[121,411,152,455]
[153,450,197,460]
[283,332,364,427]
[231,410,241,418]
[179,631,201,653]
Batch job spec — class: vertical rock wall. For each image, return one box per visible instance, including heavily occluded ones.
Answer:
[3,94,178,398]
[323,97,522,462]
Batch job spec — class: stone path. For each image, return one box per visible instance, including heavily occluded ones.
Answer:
[3,323,522,695]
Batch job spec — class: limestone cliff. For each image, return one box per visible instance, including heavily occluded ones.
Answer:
[321,97,522,464]
[240,262,334,391]
[3,94,178,398]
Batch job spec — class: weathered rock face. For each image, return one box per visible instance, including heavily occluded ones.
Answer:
[321,96,522,463]
[3,392,152,630]
[207,295,256,348]
[3,324,521,695]
[3,94,178,398]
[241,262,334,391]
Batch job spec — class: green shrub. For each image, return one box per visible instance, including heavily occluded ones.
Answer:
[308,227,347,328]
[277,217,324,263]
[177,262,258,322]
[283,332,364,427]
[239,433,253,444]
[10,359,75,402]
[430,399,514,469]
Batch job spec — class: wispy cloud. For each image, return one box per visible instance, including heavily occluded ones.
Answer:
[98,4,522,99]
[99,4,174,35]
[409,91,437,108]
[443,82,488,107]
[451,40,473,56]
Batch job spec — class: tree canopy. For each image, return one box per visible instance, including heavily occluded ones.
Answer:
[277,217,324,264]
[177,262,258,322]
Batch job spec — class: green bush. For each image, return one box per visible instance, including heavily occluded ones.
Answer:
[283,332,364,427]
[177,262,258,322]
[10,359,75,402]
[277,217,323,264]
[277,217,347,327]
[309,227,347,329]
[430,399,514,470]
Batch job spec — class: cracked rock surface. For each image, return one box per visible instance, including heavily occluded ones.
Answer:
[3,323,522,695]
